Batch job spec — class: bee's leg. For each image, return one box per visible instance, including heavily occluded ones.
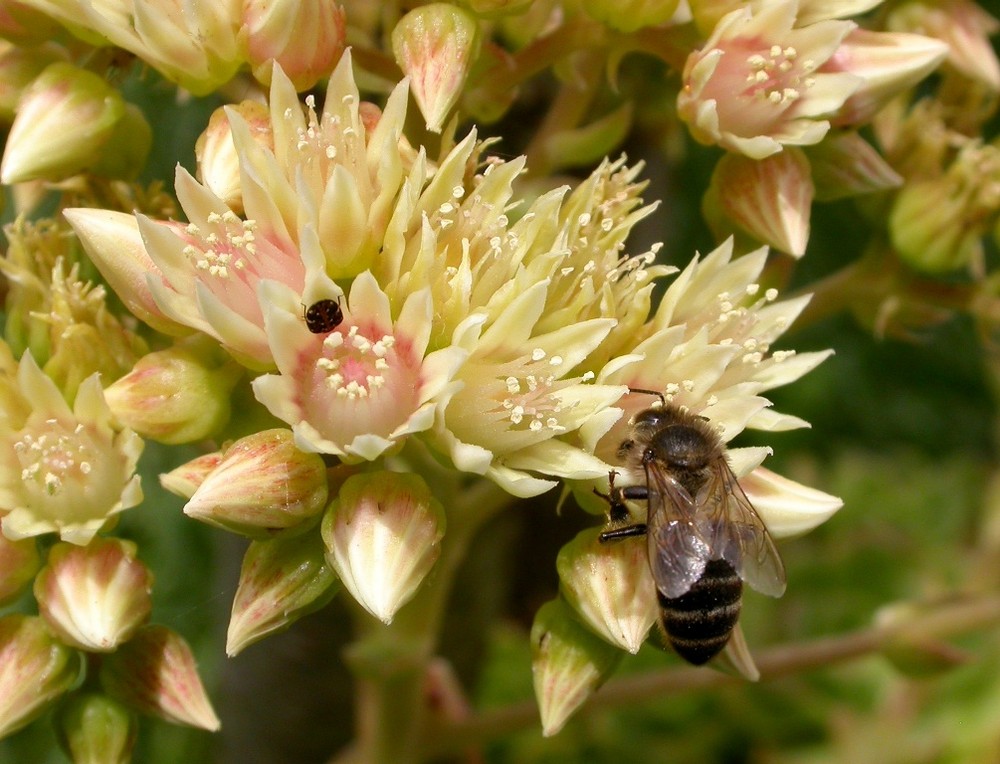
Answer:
[599,522,648,542]
[596,472,650,542]
[594,470,632,524]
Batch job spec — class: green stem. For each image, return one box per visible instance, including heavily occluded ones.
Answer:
[339,472,514,764]
[421,593,1000,757]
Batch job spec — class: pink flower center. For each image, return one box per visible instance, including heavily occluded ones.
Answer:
[180,211,305,329]
[300,323,421,446]
[709,40,815,137]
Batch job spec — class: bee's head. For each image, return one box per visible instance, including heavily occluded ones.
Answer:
[649,423,713,470]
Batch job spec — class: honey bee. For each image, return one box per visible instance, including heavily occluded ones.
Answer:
[599,399,785,666]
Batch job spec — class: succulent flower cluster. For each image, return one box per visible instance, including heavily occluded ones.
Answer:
[0,0,995,760]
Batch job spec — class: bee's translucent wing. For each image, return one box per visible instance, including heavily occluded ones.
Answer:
[644,462,712,600]
[696,460,786,598]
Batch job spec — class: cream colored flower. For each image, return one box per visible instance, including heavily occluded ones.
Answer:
[253,273,469,461]
[434,281,627,497]
[229,52,410,281]
[594,238,841,537]
[678,0,860,159]
[0,353,143,546]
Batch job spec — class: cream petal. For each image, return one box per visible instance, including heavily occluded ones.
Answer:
[741,467,843,538]
[503,439,612,481]
[751,349,834,389]
[485,463,557,498]
[746,408,811,431]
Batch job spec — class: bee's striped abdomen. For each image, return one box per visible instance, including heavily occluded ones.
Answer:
[660,559,742,665]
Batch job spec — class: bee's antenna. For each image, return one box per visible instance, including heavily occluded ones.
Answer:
[627,387,666,407]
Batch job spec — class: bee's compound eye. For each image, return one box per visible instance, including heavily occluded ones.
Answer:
[303,298,344,334]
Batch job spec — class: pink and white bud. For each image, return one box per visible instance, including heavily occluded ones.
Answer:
[99,624,220,731]
[321,471,445,624]
[556,528,658,653]
[159,451,225,500]
[0,614,82,738]
[0,62,125,183]
[828,29,948,127]
[104,342,241,445]
[392,3,479,133]
[34,539,152,653]
[63,208,188,336]
[183,428,329,537]
[227,531,338,656]
[243,0,346,91]
[55,693,137,764]
[195,101,273,215]
[0,533,39,605]
[708,148,814,257]
[808,131,903,201]
[531,598,623,737]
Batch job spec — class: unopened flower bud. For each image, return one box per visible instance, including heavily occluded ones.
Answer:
[183,428,328,537]
[392,3,479,133]
[35,539,152,652]
[0,62,125,183]
[321,471,445,624]
[195,101,273,215]
[63,208,188,336]
[89,103,153,180]
[706,149,814,257]
[104,342,241,445]
[890,143,1000,272]
[244,0,346,91]
[159,451,225,500]
[0,614,82,738]
[100,624,220,731]
[55,693,137,764]
[531,598,622,736]
[887,0,1000,91]
[556,528,657,653]
[227,531,339,655]
[829,29,948,127]
[453,0,532,16]
[808,132,902,201]
[580,0,680,32]
[0,40,66,121]
[0,1,62,44]
[0,533,39,605]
